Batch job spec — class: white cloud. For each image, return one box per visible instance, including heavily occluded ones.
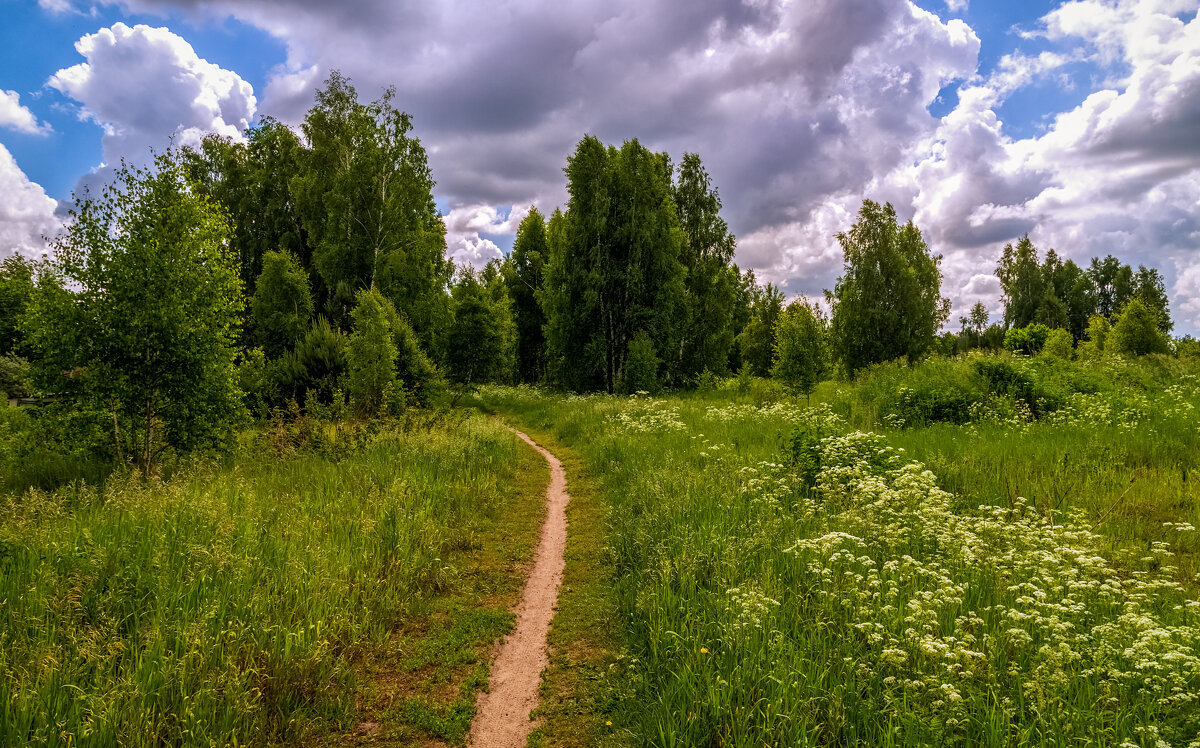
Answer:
[0,143,60,260]
[442,202,533,268]
[47,22,256,167]
[0,90,51,135]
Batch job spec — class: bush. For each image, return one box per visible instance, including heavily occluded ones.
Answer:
[621,331,660,395]
[1004,323,1051,355]
[1041,328,1073,360]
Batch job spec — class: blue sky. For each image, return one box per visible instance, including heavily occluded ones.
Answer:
[2,0,1199,332]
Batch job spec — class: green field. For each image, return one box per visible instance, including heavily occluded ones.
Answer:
[479,352,1200,747]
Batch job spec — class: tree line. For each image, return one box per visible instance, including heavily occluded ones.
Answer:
[0,72,1192,469]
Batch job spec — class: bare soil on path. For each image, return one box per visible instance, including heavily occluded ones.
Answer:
[468,427,570,748]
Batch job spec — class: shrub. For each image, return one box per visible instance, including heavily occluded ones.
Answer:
[1004,323,1051,355]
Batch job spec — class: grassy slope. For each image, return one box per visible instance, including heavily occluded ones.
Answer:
[0,413,546,747]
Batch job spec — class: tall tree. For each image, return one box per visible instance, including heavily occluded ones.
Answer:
[772,300,827,402]
[1133,265,1173,333]
[292,72,451,344]
[542,136,686,392]
[1108,297,1170,356]
[735,280,785,376]
[1087,255,1134,318]
[673,152,738,380]
[996,235,1044,329]
[252,250,314,359]
[505,207,549,382]
[24,151,243,472]
[827,200,949,377]
[447,267,514,402]
[347,288,398,414]
[183,118,308,295]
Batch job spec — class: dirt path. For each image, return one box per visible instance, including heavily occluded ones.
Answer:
[468,427,569,748]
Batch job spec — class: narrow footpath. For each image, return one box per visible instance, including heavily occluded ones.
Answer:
[468,427,570,748]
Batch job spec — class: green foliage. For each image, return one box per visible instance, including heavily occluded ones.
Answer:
[1108,296,1170,356]
[447,268,515,400]
[24,150,243,473]
[735,281,784,377]
[542,136,687,392]
[1041,327,1074,359]
[252,250,314,358]
[771,301,827,399]
[1088,254,1135,318]
[382,301,445,407]
[1004,322,1051,355]
[0,355,31,399]
[506,207,548,382]
[1077,314,1111,361]
[184,118,308,292]
[996,235,1044,329]
[0,254,35,356]
[620,331,660,395]
[282,317,349,404]
[673,152,739,380]
[347,288,398,414]
[292,72,451,344]
[827,200,950,377]
[1133,265,1173,333]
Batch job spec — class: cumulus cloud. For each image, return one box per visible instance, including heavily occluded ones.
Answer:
[0,144,60,260]
[70,0,1200,331]
[443,203,533,268]
[0,90,51,135]
[47,22,256,167]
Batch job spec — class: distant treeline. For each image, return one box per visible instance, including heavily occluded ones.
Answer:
[0,72,1192,470]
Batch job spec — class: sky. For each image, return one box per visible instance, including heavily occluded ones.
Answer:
[2,0,1199,334]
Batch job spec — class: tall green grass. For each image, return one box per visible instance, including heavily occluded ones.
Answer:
[481,362,1200,746]
[0,415,523,746]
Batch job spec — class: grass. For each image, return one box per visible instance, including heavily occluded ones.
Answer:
[477,356,1200,746]
[0,412,546,747]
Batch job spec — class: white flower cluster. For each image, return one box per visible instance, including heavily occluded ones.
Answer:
[610,400,687,433]
[764,430,1200,741]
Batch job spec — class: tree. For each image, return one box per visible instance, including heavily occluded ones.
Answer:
[1034,286,1069,330]
[183,118,308,295]
[24,151,243,472]
[347,288,398,414]
[736,280,785,376]
[1132,265,1173,333]
[292,72,451,344]
[0,254,35,356]
[252,250,314,359]
[1087,255,1134,318]
[541,136,687,392]
[506,207,549,383]
[1076,314,1110,361]
[772,300,827,402]
[673,152,738,381]
[621,330,660,394]
[1108,297,1170,356]
[996,235,1044,329]
[447,268,513,403]
[827,200,949,377]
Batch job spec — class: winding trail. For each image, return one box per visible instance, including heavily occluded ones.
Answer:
[468,426,569,748]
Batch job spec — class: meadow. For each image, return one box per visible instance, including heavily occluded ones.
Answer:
[479,352,1200,747]
[3,351,1200,747]
[0,412,546,746]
